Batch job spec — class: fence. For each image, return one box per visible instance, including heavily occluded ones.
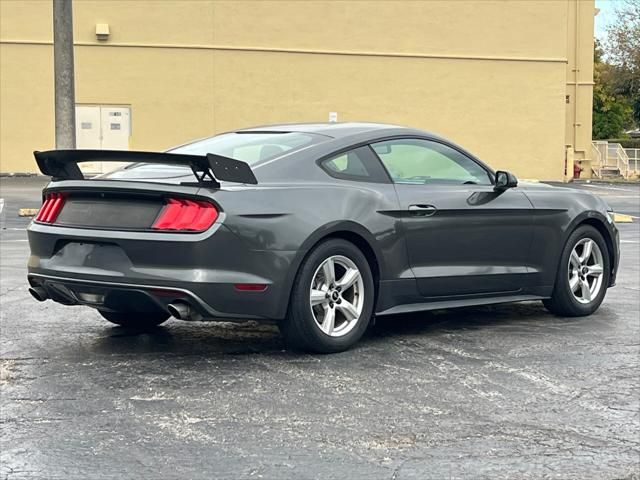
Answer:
[591,141,631,178]
[625,148,640,176]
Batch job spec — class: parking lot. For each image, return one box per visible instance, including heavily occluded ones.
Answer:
[1,178,639,479]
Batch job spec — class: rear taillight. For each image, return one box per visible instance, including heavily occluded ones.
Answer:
[35,192,67,224]
[152,198,218,232]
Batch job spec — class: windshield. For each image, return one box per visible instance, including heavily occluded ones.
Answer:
[169,131,326,164]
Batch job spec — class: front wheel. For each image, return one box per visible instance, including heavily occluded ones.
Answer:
[543,225,610,317]
[279,239,375,353]
[98,310,169,329]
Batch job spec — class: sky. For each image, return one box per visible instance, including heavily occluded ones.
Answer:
[595,0,621,40]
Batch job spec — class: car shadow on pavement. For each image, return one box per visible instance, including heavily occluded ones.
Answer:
[89,321,286,357]
[87,301,564,357]
[367,301,556,341]
[370,300,619,344]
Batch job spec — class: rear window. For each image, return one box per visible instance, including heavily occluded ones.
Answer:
[101,131,326,182]
[169,131,326,165]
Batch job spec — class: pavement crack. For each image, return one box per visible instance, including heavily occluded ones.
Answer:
[0,286,21,297]
[8,397,78,402]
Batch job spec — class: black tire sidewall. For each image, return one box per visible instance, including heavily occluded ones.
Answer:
[554,225,610,315]
[287,239,375,352]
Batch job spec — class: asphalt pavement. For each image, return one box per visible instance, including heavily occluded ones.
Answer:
[1,177,639,480]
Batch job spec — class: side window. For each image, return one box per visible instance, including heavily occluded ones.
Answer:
[320,146,390,183]
[371,139,493,185]
[324,152,367,177]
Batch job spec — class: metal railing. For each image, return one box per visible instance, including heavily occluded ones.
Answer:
[591,141,630,178]
[625,148,640,176]
[590,142,603,178]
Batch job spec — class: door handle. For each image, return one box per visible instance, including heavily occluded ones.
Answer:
[408,204,437,216]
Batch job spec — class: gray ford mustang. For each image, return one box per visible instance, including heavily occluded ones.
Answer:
[27,122,620,352]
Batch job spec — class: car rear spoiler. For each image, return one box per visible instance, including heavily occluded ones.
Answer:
[33,149,258,187]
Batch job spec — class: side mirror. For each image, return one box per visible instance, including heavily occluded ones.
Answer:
[494,170,518,191]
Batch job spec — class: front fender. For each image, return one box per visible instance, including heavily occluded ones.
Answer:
[523,188,618,290]
[564,210,619,287]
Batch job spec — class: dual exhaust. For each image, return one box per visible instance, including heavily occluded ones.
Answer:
[29,287,49,302]
[29,286,201,321]
[167,302,202,321]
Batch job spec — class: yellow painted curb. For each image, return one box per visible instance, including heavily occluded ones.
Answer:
[613,213,634,223]
[18,208,39,217]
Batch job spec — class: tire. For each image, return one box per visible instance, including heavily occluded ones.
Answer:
[98,310,169,328]
[279,239,375,353]
[543,225,610,317]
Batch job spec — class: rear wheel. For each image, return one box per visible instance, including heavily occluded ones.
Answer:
[279,239,375,353]
[543,225,610,317]
[98,310,169,328]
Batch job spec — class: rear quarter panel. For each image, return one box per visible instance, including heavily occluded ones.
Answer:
[207,181,407,313]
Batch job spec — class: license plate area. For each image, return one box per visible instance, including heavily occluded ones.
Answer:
[55,195,163,230]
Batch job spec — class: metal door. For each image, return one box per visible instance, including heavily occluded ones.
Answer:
[75,105,131,174]
[75,106,102,174]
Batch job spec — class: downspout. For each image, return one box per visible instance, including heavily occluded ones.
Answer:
[573,0,581,154]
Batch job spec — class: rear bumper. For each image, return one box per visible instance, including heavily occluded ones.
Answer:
[27,222,297,320]
[27,273,261,321]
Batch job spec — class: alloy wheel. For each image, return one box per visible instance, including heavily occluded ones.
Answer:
[568,238,604,304]
[309,255,365,337]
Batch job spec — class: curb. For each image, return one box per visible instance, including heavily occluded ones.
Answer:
[574,179,640,185]
[18,208,39,217]
[612,213,635,223]
[0,173,42,178]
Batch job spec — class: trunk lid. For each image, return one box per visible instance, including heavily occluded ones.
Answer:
[36,179,221,232]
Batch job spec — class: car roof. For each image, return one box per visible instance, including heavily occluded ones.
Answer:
[236,122,438,139]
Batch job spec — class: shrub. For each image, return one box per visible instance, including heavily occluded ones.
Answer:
[606,138,640,148]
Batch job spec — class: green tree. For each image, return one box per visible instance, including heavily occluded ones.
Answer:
[592,40,632,139]
[605,0,640,125]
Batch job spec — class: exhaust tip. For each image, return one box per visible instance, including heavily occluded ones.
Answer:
[167,302,190,320]
[167,302,203,321]
[29,287,49,302]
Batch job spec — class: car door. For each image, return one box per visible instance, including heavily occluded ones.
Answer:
[371,138,535,298]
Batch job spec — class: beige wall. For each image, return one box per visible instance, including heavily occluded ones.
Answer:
[0,0,595,180]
